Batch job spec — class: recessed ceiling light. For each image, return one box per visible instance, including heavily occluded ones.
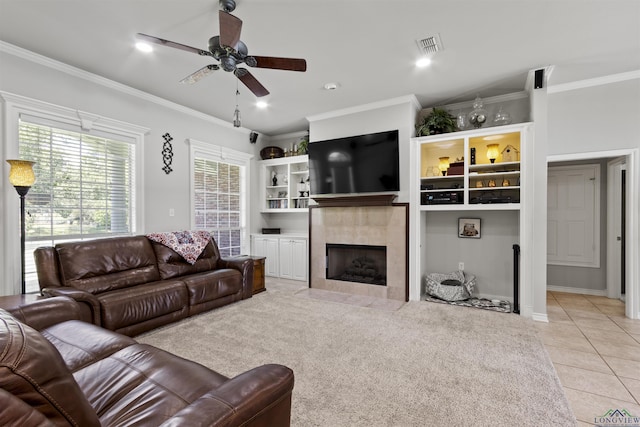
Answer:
[323,82,339,91]
[135,41,153,53]
[256,101,268,109]
[416,57,432,68]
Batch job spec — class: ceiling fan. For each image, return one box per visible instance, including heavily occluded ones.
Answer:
[137,0,307,97]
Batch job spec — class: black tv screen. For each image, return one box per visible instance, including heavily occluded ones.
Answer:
[308,130,400,196]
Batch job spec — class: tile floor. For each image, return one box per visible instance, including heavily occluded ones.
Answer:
[539,291,640,426]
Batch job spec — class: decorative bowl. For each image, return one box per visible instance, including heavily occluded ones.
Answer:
[260,146,284,160]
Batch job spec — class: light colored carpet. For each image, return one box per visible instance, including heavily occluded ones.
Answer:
[138,282,576,426]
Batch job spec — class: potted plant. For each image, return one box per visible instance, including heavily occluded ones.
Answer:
[297,134,309,155]
[416,107,458,136]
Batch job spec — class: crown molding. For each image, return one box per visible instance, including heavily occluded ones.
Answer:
[437,91,529,112]
[307,94,421,123]
[548,70,640,94]
[0,40,250,133]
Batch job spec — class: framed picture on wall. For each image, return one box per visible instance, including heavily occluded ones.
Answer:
[458,218,481,239]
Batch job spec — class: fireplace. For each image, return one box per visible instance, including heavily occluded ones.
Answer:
[309,202,408,301]
[326,244,387,286]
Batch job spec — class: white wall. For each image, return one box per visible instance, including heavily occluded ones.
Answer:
[548,79,640,154]
[421,210,519,301]
[0,48,261,295]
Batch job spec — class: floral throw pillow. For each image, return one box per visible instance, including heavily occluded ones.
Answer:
[146,230,211,265]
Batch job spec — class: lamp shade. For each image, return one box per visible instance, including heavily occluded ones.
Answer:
[486,144,500,163]
[438,156,450,175]
[6,160,36,187]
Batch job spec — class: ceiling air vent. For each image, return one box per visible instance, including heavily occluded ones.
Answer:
[417,34,443,55]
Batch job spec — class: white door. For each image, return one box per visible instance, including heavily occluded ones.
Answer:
[547,165,600,267]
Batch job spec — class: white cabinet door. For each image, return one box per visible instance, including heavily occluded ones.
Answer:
[252,236,279,277]
[290,239,308,281]
[264,238,280,277]
[279,239,293,279]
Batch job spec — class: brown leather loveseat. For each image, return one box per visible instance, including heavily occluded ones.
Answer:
[0,297,294,426]
[34,233,253,336]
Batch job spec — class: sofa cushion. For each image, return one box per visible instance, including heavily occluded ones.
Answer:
[73,343,229,426]
[97,280,189,331]
[42,320,137,373]
[56,236,160,294]
[152,240,220,280]
[0,309,101,426]
[183,269,243,305]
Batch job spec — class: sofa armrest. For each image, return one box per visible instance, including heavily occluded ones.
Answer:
[33,246,63,289]
[6,296,82,331]
[219,256,254,299]
[160,364,294,427]
[41,287,102,326]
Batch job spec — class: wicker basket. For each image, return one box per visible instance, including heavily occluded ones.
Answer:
[424,271,476,301]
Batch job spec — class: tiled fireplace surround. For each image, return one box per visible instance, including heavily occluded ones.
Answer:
[309,203,408,301]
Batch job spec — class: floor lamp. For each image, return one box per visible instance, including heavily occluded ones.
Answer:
[6,159,36,294]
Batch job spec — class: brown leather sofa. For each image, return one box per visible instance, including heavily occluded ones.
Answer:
[34,234,253,336]
[0,297,294,426]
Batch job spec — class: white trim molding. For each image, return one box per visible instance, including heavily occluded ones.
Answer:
[548,70,640,94]
[547,285,607,297]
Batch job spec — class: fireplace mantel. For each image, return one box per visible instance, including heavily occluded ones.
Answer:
[311,193,397,207]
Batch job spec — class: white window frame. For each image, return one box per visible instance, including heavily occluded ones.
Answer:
[188,138,253,256]
[1,91,148,295]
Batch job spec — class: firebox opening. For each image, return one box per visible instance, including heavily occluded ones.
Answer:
[326,243,387,286]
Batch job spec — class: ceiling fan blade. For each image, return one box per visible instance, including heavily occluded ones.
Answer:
[180,64,219,84]
[137,33,212,57]
[235,68,269,97]
[250,56,307,72]
[219,10,242,48]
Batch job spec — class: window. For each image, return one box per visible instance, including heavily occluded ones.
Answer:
[19,121,136,292]
[189,139,252,257]
[1,91,148,295]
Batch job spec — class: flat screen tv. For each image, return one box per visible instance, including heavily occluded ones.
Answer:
[308,129,400,196]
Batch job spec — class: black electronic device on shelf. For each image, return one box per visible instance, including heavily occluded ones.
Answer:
[421,191,463,205]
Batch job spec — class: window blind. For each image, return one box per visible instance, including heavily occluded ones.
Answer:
[193,157,243,257]
[19,120,135,292]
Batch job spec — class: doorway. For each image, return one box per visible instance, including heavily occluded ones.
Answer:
[548,150,638,319]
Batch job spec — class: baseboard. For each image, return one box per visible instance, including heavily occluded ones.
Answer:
[547,285,607,296]
[531,312,549,322]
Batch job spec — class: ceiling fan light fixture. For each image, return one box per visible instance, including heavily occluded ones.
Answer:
[221,55,237,72]
[233,106,241,127]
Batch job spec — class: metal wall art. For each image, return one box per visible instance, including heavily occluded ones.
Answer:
[162,133,173,174]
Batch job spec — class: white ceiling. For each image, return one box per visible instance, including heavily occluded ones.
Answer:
[1,0,638,136]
